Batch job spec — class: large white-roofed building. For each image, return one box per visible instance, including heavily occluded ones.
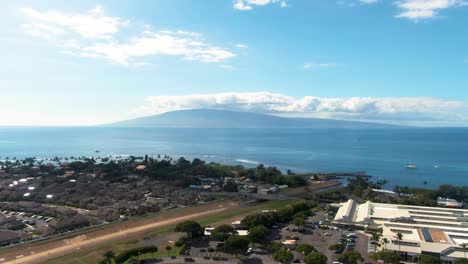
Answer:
[333,199,468,264]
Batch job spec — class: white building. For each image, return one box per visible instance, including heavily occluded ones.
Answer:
[333,199,468,264]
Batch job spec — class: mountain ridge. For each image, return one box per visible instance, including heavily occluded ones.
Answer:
[106,109,400,128]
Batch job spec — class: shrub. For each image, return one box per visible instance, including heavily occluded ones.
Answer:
[114,245,158,263]
[175,236,189,247]
[297,244,317,255]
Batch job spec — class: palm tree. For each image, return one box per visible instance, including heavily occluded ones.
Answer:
[396,233,403,253]
[372,232,381,242]
[382,237,389,250]
[103,250,115,264]
[462,243,467,259]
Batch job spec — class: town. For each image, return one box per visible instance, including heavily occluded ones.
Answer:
[0,156,466,264]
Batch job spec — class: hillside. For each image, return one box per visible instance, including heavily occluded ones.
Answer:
[107,109,398,128]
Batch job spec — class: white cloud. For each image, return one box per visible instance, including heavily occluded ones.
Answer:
[136,92,468,124]
[235,43,248,48]
[337,0,380,7]
[233,0,287,10]
[219,64,236,70]
[22,6,126,39]
[304,62,338,69]
[338,0,467,20]
[81,30,235,64]
[21,6,236,65]
[396,0,467,20]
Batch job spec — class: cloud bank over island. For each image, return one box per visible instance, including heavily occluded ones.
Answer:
[136,92,468,126]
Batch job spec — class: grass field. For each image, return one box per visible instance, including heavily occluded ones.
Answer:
[43,200,292,264]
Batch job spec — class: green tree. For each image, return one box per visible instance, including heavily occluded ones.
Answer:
[462,243,467,259]
[174,221,203,238]
[455,259,468,264]
[211,224,237,241]
[338,251,364,264]
[305,252,328,264]
[103,250,115,264]
[382,237,389,250]
[241,212,277,228]
[292,217,306,229]
[329,244,345,252]
[372,232,381,241]
[277,207,295,222]
[274,249,294,263]
[371,251,401,264]
[124,256,138,264]
[267,242,283,253]
[396,232,403,252]
[248,225,269,246]
[225,235,250,256]
[223,179,238,192]
[419,255,441,264]
[297,244,317,255]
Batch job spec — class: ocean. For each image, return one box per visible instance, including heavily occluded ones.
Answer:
[0,127,467,189]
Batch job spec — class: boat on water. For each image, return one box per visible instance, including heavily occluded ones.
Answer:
[405,164,417,169]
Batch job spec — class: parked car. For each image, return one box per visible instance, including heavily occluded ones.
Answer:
[216,242,224,248]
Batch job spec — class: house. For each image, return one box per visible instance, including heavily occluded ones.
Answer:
[135,165,146,171]
[0,213,14,225]
[49,215,90,232]
[0,230,32,246]
[232,220,243,229]
[282,240,297,250]
[204,227,215,236]
[0,219,25,230]
[237,230,249,236]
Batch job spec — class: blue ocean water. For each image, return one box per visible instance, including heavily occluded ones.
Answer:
[0,127,467,188]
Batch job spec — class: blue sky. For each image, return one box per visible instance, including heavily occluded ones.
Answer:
[1,0,468,126]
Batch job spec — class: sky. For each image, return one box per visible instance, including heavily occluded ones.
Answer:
[1,0,468,126]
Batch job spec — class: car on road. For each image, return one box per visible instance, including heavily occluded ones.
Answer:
[215,242,224,248]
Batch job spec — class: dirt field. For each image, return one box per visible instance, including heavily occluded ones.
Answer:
[0,200,242,264]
